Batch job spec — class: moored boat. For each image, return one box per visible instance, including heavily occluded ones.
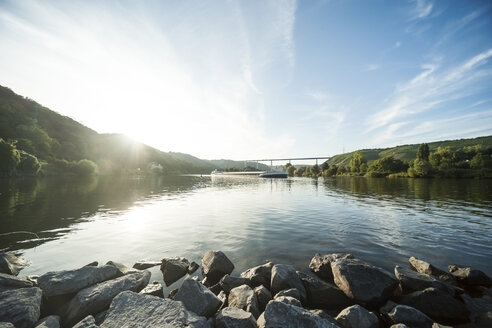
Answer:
[259,171,288,178]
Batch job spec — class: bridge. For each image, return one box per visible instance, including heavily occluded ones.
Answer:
[242,156,332,169]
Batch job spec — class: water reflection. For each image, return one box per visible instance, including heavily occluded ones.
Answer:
[0,175,491,283]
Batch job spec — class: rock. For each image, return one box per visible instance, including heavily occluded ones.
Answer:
[254,285,272,312]
[132,260,161,270]
[35,315,60,328]
[310,310,341,327]
[37,264,119,297]
[189,261,200,274]
[160,257,190,286]
[168,288,178,299]
[209,283,222,295]
[0,272,33,291]
[139,281,163,297]
[309,253,353,283]
[72,316,97,328]
[335,305,379,328]
[461,293,492,320]
[270,264,307,302]
[105,261,140,276]
[395,265,457,296]
[26,275,39,286]
[431,324,452,328]
[409,257,457,285]
[216,307,257,328]
[475,311,492,328]
[379,300,398,314]
[218,290,228,310]
[449,265,492,287]
[257,300,339,328]
[331,258,397,307]
[84,261,98,267]
[0,287,42,328]
[390,325,409,328]
[64,270,150,326]
[202,251,235,285]
[388,305,433,328]
[298,271,351,311]
[240,262,274,288]
[0,253,28,276]
[93,310,107,325]
[0,323,14,328]
[174,278,222,318]
[275,295,302,307]
[101,290,209,327]
[399,287,469,324]
[228,284,260,319]
[220,274,251,293]
[274,288,301,300]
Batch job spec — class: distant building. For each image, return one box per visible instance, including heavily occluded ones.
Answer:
[151,163,163,170]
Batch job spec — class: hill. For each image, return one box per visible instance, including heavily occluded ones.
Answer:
[0,85,257,175]
[326,136,492,167]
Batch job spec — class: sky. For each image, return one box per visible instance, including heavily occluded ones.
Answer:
[1,0,492,160]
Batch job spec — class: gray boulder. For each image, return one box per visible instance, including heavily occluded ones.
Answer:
[310,310,341,327]
[270,264,307,302]
[335,305,379,328]
[35,315,60,328]
[409,257,456,285]
[298,271,351,310]
[228,284,260,319]
[399,287,469,324]
[105,261,140,276]
[220,274,251,293]
[379,300,398,314]
[139,281,163,297]
[461,293,492,321]
[0,253,27,276]
[101,291,210,327]
[254,285,272,312]
[240,262,274,288]
[37,265,119,297]
[161,257,190,286]
[218,290,228,310]
[309,253,353,283]
[202,251,235,285]
[388,305,433,328]
[0,287,42,328]
[475,311,492,328]
[449,265,492,287]
[216,307,257,328]
[132,260,160,270]
[390,325,409,328]
[257,300,339,328]
[0,323,14,328]
[84,261,98,267]
[189,261,200,274]
[0,272,33,291]
[331,258,397,307]
[174,278,222,318]
[395,265,457,296]
[93,311,107,326]
[72,316,97,328]
[64,270,150,326]
[275,295,302,307]
[274,288,301,300]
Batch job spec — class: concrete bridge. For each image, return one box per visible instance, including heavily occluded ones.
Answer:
[242,156,332,169]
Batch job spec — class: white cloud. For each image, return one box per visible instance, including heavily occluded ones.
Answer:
[366,64,381,71]
[410,0,433,20]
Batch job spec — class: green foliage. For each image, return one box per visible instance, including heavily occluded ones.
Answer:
[349,150,367,173]
[74,159,98,176]
[365,156,408,177]
[310,164,320,176]
[18,151,41,175]
[321,161,329,171]
[417,144,429,161]
[0,138,20,176]
[408,159,432,178]
[470,153,484,169]
[286,165,295,176]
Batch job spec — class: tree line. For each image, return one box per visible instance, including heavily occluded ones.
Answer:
[283,144,492,179]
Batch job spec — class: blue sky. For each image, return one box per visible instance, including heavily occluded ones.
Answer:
[1,0,491,160]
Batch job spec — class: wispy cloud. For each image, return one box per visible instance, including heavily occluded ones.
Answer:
[366,64,381,71]
[305,90,329,101]
[366,48,492,144]
[410,0,433,20]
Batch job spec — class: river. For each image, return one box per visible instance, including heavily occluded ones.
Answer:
[1,175,491,294]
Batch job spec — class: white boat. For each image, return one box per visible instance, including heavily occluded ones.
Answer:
[259,171,288,178]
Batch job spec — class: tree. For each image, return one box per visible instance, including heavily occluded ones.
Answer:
[310,164,320,176]
[366,156,407,177]
[321,161,329,172]
[416,144,430,161]
[0,138,20,176]
[286,165,295,176]
[74,159,98,176]
[17,151,41,175]
[408,159,432,177]
[350,150,367,173]
[470,153,484,169]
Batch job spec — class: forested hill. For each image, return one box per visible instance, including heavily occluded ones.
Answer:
[326,136,492,166]
[0,85,257,175]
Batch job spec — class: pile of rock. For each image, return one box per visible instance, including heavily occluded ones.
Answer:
[0,251,491,328]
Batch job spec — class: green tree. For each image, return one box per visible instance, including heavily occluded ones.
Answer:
[349,150,367,173]
[417,144,429,161]
[408,159,432,177]
[17,151,41,175]
[286,165,295,176]
[74,159,98,176]
[321,161,329,172]
[470,153,484,169]
[310,164,320,176]
[366,156,407,177]
[0,138,20,176]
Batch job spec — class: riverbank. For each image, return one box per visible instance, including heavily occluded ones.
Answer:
[1,251,491,328]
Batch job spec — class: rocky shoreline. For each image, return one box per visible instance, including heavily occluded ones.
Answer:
[1,251,491,328]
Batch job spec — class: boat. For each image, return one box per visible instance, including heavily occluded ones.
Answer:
[211,169,224,175]
[259,171,288,178]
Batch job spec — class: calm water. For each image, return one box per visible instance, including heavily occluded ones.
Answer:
[1,175,491,293]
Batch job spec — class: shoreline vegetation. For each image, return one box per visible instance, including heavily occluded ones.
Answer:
[1,251,491,327]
